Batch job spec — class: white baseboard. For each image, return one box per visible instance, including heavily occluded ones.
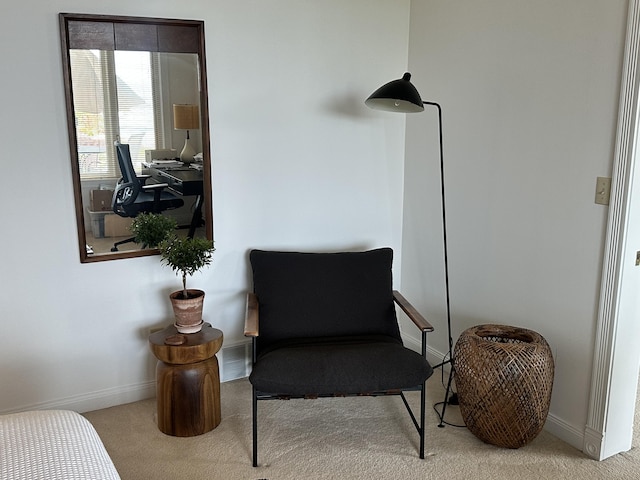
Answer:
[0,381,156,416]
[545,412,585,452]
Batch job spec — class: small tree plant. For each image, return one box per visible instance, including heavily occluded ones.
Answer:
[130,213,177,248]
[159,236,215,298]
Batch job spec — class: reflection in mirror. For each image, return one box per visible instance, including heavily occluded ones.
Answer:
[59,14,212,263]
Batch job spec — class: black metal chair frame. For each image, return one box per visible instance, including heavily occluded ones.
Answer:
[244,289,433,467]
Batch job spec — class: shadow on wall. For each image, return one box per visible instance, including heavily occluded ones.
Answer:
[323,92,377,119]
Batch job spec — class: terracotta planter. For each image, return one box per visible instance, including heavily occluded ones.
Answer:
[170,289,205,333]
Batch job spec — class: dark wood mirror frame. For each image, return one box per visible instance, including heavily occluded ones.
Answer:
[59,13,213,263]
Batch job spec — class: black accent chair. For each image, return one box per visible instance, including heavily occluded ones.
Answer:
[245,248,434,467]
[110,142,184,251]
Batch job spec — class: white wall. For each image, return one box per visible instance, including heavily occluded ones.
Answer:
[162,53,202,152]
[4,1,626,452]
[0,0,411,413]
[402,0,628,450]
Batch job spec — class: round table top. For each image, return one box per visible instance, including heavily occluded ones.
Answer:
[149,323,223,365]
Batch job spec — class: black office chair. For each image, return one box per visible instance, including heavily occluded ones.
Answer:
[110,142,184,251]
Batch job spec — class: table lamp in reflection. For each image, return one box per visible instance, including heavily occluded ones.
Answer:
[173,104,200,162]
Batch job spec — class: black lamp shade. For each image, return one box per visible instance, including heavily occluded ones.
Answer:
[365,72,424,113]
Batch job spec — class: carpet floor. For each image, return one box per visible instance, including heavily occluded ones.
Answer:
[84,375,640,480]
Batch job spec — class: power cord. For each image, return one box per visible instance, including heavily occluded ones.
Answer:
[433,352,466,428]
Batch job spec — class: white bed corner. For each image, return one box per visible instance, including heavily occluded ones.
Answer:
[0,409,121,480]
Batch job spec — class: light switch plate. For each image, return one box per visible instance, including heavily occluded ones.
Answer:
[595,177,612,205]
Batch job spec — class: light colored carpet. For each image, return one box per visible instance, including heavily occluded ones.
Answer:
[84,375,639,480]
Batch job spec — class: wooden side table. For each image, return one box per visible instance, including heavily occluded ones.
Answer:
[149,323,223,437]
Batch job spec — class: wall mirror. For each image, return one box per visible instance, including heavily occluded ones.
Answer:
[59,13,213,263]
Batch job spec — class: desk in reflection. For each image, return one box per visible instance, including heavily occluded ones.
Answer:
[144,166,204,238]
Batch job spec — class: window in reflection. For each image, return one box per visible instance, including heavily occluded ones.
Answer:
[71,49,158,179]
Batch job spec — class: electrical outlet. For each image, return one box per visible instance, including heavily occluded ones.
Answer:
[595,177,612,205]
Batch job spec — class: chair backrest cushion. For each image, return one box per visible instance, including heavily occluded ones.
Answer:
[116,143,138,187]
[112,143,141,216]
[250,248,401,352]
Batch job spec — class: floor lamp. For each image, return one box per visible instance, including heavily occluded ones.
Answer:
[365,72,455,427]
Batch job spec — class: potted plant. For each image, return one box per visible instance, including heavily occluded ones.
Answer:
[130,213,177,248]
[159,235,215,333]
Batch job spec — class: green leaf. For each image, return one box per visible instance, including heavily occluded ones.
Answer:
[159,236,215,292]
[130,213,177,248]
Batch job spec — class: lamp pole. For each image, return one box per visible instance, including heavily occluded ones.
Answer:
[423,100,455,427]
[366,74,455,427]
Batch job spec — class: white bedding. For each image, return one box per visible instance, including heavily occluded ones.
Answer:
[0,409,121,480]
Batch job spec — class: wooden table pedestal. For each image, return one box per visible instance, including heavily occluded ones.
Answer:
[149,323,223,437]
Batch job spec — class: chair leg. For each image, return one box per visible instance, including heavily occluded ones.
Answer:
[420,382,426,459]
[110,236,136,252]
[419,329,427,458]
[252,387,258,467]
[400,388,426,459]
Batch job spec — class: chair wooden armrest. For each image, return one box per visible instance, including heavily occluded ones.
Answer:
[393,290,434,332]
[245,292,259,337]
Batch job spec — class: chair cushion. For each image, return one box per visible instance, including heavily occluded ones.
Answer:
[250,248,401,353]
[249,335,433,395]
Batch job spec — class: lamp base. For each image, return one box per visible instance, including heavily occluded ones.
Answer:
[180,136,196,163]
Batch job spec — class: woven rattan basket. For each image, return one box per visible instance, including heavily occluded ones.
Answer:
[453,324,554,448]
